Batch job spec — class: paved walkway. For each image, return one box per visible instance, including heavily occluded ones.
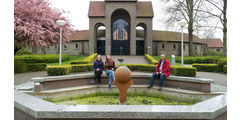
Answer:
[14,71,227,87]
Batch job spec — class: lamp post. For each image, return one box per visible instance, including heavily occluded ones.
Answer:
[178,20,187,66]
[56,20,67,66]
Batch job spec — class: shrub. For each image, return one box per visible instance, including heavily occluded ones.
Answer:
[47,66,71,76]
[14,59,28,73]
[27,63,47,72]
[171,66,196,77]
[71,64,93,72]
[175,56,226,64]
[192,64,218,72]
[117,64,196,77]
[223,65,227,73]
[145,54,158,64]
[15,48,32,55]
[71,53,97,65]
[217,58,227,72]
[14,54,70,63]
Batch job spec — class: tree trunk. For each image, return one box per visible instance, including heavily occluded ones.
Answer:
[222,0,227,56]
[187,0,194,56]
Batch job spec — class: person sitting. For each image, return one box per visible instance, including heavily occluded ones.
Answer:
[105,55,115,89]
[148,54,170,90]
[91,55,104,87]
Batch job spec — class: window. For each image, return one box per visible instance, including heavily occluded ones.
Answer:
[112,19,129,40]
[75,44,79,49]
[162,44,165,49]
[173,44,176,49]
[183,45,185,50]
[64,45,67,49]
[216,48,220,51]
[55,45,57,49]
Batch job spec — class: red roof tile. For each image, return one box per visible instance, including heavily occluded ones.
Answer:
[88,1,105,17]
[105,0,137,1]
[70,30,89,41]
[88,1,153,17]
[200,39,223,48]
[136,2,154,17]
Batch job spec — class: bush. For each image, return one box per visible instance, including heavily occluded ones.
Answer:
[71,53,97,65]
[14,54,70,63]
[175,56,226,64]
[117,64,196,77]
[47,66,71,76]
[71,64,93,72]
[27,63,47,72]
[192,64,218,72]
[223,65,227,73]
[15,48,32,55]
[171,66,196,77]
[14,59,28,73]
[217,58,227,72]
[145,54,158,64]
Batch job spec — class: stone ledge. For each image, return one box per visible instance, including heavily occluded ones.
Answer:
[14,90,227,119]
[31,72,214,84]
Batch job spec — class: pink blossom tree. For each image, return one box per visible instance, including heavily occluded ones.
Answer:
[14,0,73,54]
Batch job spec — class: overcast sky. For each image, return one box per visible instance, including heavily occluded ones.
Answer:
[48,0,222,39]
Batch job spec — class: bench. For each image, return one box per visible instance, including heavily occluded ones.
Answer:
[31,72,214,92]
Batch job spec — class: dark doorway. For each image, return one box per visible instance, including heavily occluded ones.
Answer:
[97,40,105,55]
[136,40,144,55]
[111,19,130,55]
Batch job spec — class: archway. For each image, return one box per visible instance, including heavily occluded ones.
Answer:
[136,23,147,55]
[111,9,130,55]
[94,23,106,55]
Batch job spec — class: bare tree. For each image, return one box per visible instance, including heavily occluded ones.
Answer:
[196,0,227,56]
[163,0,205,56]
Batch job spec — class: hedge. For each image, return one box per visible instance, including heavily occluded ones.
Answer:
[14,59,28,73]
[145,54,158,64]
[14,54,70,63]
[46,63,196,77]
[192,64,218,72]
[203,51,223,56]
[71,53,97,65]
[15,48,32,55]
[47,66,71,76]
[170,66,196,77]
[223,65,227,73]
[175,56,226,64]
[27,63,47,72]
[14,59,47,73]
[217,58,227,72]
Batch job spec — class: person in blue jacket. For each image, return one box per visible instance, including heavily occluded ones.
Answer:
[91,55,104,87]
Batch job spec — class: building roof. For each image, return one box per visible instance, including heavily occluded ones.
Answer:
[88,1,105,17]
[105,0,137,1]
[200,38,223,48]
[88,1,153,18]
[136,2,154,17]
[69,30,206,44]
[70,30,89,41]
[152,31,202,43]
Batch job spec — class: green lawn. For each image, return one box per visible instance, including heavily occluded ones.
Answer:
[43,91,201,105]
[47,55,87,66]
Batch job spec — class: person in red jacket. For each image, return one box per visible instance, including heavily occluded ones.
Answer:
[148,54,170,90]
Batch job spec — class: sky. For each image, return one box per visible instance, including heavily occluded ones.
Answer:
[48,0,222,39]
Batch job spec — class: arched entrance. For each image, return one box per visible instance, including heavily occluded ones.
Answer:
[136,23,147,55]
[111,9,130,55]
[95,23,106,55]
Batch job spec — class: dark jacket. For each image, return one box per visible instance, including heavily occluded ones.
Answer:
[156,59,170,77]
[93,60,104,71]
[105,61,115,70]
